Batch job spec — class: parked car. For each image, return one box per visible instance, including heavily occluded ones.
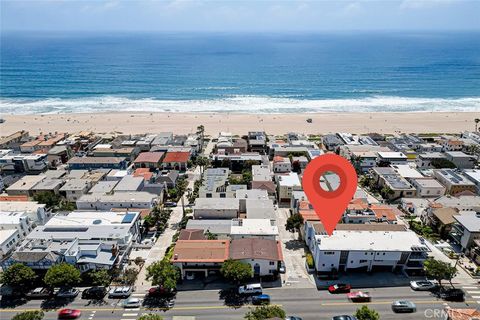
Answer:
[410,280,438,291]
[109,286,132,298]
[332,316,357,320]
[279,261,286,274]
[56,288,80,299]
[238,283,263,295]
[286,317,303,320]
[347,291,371,302]
[438,288,465,301]
[251,294,271,305]
[58,309,82,319]
[123,297,141,308]
[185,272,195,280]
[26,287,52,299]
[81,286,107,300]
[328,283,352,294]
[148,287,176,298]
[164,202,177,207]
[391,300,417,313]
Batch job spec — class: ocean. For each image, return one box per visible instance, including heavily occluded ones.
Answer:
[1,32,479,114]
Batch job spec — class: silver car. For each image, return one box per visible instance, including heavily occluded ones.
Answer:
[410,280,438,291]
[392,300,416,313]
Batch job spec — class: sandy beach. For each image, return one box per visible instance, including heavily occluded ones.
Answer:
[0,112,477,136]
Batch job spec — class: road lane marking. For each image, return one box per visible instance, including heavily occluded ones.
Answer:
[463,286,477,289]
[472,296,480,298]
[122,313,138,316]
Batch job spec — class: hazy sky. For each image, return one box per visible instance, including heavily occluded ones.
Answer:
[1,0,479,32]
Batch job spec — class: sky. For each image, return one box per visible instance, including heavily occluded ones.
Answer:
[1,0,479,32]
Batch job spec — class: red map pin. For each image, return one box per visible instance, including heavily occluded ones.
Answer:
[302,153,358,236]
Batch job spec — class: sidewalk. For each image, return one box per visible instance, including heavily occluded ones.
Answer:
[134,165,202,293]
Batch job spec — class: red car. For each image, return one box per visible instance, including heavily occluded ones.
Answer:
[347,291,371,302]
[58,309,81,319]
[328,283,351,294]
[148,286,176,298]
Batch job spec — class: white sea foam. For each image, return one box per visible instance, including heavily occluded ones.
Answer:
[1,95,479,114]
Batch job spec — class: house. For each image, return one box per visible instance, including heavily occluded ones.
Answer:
[291,156,308,170]
[370,167,416,200]
[273,156,292,173]
[0,229,20,259]
[162,152,190,171]
[433,169,476,195]
[377,152,408,166]
[418,143,443,153]
[0,211,35,239]
[0,152,48,173]
[133,168,155,182]
[230,219,278,240]
[276,172,302,204]
[440,138,464,152]
[186,220,232,239]
[198,168,240,198]
[0,131,29,150]
[451,211,480,252]
[68,156,127,170]
[178,229,207,241]
[236,189,269,211]
[423,207,459,238]
[133,152,164,169]
[47,145,72,166]
[30,178,64,196]
[248,131,267,154]
[216,138,248,155]
[464,169,480,193]
[2,211,141,272]
[114,176,145,192]
[434,195,480,212]
[251,181,276,199]
[322,134,344,151]
[88,180,118,194]
[252,165,272,182]
[171,240,230,279]
[400,198,431,217]
[390,164,423,180]
[76,192,158,210]
[230,238,283,277]
[415,152,447,169]
[193,198,239,219]
[6,175,46,196]
[0,201,49,225]
[339,145,390,173]
[445,151,476,169]
[305,223,428,275]
[105,169,130,181]
[409,178,446,198]
[156,170,179,188]
[92,147,138,162]
[59,179,91,201]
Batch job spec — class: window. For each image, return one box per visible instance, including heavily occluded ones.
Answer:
[324,251,335,255]
[206,193,212,198]
[322,264,325,267]
[220,193,226,198]
[269,261,275,265]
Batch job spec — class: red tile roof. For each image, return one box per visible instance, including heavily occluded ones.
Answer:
[370,204,400,222]
[230,238,283,261]
[134,152,164,164]
[0,195,29,202]
[445,308,480,320]
[163,152,190,163]
[133,168,154,181]
[251,181,276,193]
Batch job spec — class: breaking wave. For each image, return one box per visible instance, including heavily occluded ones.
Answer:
[1,95,480,114]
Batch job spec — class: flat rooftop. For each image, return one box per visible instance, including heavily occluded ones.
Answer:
[315,230,427,252]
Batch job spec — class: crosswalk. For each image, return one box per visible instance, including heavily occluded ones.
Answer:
[121,308,139,320]
[87,310,96,320]
[462,284,480,303]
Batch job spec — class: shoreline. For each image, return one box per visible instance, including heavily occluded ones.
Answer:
[1,111,478,136]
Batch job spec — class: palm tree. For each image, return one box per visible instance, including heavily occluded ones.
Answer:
[195,156,210,174]
[475,118,480,132]
[196,125,205,153]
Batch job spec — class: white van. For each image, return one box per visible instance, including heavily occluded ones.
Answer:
[238,283,262,295]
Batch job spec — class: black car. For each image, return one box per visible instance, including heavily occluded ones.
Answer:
[438,288,465,301]
[332,316,357,320]
[81,286,107,300]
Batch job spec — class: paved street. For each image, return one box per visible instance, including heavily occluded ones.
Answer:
[1,286,476,320]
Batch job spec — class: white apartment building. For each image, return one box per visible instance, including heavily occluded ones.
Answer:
[409,178,446,198]
[273,156,292,173]
[76,192,158,210]
[276,172,302,203]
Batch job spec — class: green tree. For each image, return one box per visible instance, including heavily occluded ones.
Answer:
[195,156,210,174]
[146,260,180,291]
[423,257,457,287]
[44,263,81,288]
[220,259,253,284]
[12,311,44,320]
[285,213,304,234]
[244,305,286,320]
[33,192,61,209]
[138,314,164,320]
[205,230,218,240]
[84,269,111,287]
[431,158,457,169]
[0,263,37,290]
[121,268,139,285]
[355,305,380,320]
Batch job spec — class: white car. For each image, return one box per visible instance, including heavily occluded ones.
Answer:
[109,286,132,298]
[410,280,438,291]
[123,297,141,308]
[56,288,80,298]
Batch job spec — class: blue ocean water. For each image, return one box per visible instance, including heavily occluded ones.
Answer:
[1,32,479,114]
